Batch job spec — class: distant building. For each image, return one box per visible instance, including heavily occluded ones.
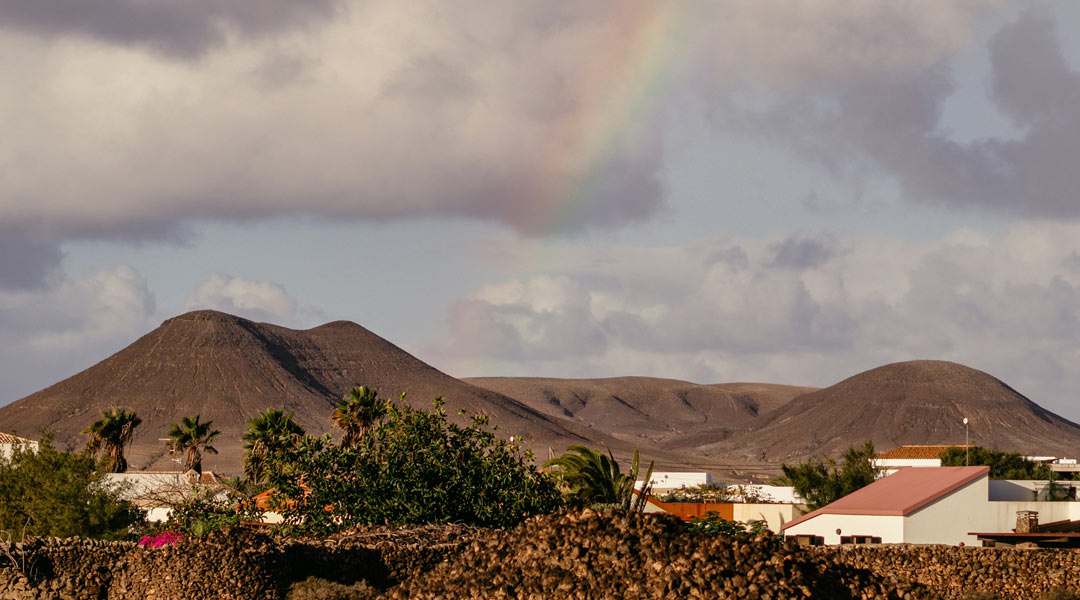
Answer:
[782,466,1080,546]
[871,444,972,474]
[103,470,223,522]
[635,472,712,492]
[0,432,38,461]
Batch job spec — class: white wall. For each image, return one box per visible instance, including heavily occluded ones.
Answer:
[0,440,38,461]
[733,503,804,533]
[743,485,802,504]
[785,513,904,544]
[636,472,711,491]
[903,476,996,545]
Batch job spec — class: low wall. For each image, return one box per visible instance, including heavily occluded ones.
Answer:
[827,544,1080,599]
[0,527,473,600]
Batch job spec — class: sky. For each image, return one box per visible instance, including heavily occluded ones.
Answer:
[5,1,1080,421]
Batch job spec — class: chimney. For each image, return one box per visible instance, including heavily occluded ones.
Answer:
[1015,510,1039,533]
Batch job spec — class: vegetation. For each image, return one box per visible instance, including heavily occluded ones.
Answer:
[331,386,388,448]
[166,414,221,473]
[939,446,1052,479]
[243,408,306,483]
[83,408,141,473]
[0,435,142,540]
[686,511,769,536]
[265,396,563,535]
[162,487,261,536]
[544,445,655,512]
[779,441,879,510]
[658,483,775,504]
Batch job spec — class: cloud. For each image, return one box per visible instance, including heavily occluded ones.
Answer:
[0,0,339,59]
[0,0,1017,256]
[0,228,62,291]
[430,222,1080,419]
[184,273,299,324]
[0,265,157,402]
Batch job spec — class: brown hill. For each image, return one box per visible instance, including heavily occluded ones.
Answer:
[697,360,1080,463]
[0,310,591,472]
[463,376,814,447]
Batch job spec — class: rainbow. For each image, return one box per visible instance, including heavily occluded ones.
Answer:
[520,3,698,236]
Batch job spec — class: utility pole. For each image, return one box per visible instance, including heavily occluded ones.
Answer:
[963,417,969,466]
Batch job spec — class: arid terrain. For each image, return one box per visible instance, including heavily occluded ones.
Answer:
[3,310,1080,478]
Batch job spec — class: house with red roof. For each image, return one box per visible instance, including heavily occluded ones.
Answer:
[782,466,1080,546]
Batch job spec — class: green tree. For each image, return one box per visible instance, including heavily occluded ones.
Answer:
[0,434,142,540]
[266,398,563,534]
[331,386,388,448]
[544,445,655,512]
[939,446,1051,479]
[166,414,221,473]
[83,408,141,473]
[242,408,305,483]
[780,441,879,510]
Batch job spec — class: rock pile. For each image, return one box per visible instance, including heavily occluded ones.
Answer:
[384,509,910,599]
[831,545,1080,599]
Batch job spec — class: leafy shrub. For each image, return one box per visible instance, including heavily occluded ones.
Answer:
[287,576,378,600]
[0,434,142,540]
[266,398,564,535]
[940,446,1051,480]
[685,512,769,536]
[165,488,262,536]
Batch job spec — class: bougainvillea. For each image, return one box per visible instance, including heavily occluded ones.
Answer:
[138,531,185,548]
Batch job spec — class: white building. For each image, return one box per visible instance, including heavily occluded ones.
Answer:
[782,466,1080,546]
[871,444,971,475]
[103,470,224,522]
[0,432,38,461]
[636,471,712,491]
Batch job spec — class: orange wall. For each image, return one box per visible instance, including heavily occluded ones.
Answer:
[649,500,734,521]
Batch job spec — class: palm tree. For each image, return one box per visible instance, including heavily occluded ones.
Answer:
[331,386,387,448]
[242,408,305,483]
[166,414,221,473]
[83,408,142,473]
[544,445,654,512]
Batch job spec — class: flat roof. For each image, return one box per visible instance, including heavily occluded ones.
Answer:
[782,466,989,530]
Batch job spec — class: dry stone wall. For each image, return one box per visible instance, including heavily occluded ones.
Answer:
[4,514,1080,599]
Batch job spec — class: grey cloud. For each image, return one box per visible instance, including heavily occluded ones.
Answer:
[0,0,339,59]
[767,236,839,270]
[753,9,1080,219]
[0,228,62,291]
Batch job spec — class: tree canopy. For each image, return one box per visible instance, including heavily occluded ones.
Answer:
[243,408,305,483]
[83,408,141,473]
[265,397,563,534]
[331,386,388,448]
[0,435,142,540]
[167,414,221,473]
[779,441,879,510]
[544,445,654,512]
[939,446,1051,479]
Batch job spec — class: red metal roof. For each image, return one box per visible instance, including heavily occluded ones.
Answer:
[781,466,989,530]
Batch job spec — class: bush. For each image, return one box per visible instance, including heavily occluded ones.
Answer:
[0,434,142,540]
[287,577,378,600]
[266,398,564,535]
[163,488,263,536]
[685,512,769,536]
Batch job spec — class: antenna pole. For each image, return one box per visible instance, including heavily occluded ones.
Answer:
[963,417,969,466]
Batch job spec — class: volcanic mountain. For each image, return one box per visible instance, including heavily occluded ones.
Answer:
[694,360,1080,463]
[464,376,814,447]
[0,310,594,472]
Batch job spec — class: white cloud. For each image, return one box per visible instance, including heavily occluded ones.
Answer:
[431,221,1080,418]
[0,0,1008,256]
[0,265,157,401]
[184,273,298,324]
